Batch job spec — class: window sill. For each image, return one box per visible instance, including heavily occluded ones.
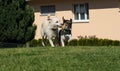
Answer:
[40,13,55,16]
[73,20,89,23]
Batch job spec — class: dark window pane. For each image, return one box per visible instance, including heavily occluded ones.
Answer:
[74,4,79,13]
[74,13,79,20]
[41,5,55,14]
[85,3,89,19]
[80,4,86,13]
[80,13,85,20]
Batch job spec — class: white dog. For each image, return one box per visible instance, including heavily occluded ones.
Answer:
[41,15,62,47]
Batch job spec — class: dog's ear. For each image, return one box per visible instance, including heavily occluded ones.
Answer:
[47,14,51,20]
[70,18,72,22]
[62,17,66,23]
[62,17,65,21]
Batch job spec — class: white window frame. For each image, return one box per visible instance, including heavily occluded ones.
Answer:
[73,3,89,23]
[40,5,55,16]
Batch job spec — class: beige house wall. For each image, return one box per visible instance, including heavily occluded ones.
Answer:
[28,0,120,40]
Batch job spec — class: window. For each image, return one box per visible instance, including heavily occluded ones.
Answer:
[74,3,89,22]
[40,5,55,15]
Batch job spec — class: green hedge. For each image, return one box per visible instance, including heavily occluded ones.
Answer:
[68,39,78,46]
[28,38,120,47]
[76,38,120,46]
[28,39,51,47]
[28,39,39,47]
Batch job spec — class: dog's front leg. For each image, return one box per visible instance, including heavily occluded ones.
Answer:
[48,39,55,47]
[42,36,45,46]
[61,38,65,47]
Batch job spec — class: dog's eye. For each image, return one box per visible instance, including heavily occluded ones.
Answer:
[56,21,58,23]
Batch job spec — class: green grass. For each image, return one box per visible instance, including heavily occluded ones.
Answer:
[0,46,120,71]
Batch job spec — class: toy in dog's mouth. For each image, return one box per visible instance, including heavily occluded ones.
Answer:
[51,28,57,31]
[51,26,58,31]
[61,23,68,30]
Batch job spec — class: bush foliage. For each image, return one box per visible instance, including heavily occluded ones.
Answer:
[0,0,36,43]
[28,37,120,47]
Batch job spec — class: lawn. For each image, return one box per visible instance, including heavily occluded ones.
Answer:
[0,46,120,71]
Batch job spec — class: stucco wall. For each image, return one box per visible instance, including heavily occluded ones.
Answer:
[28,0,120,40]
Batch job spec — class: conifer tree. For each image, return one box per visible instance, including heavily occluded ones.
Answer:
[0,0,36,43]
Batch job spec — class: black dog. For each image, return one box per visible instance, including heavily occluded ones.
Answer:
[58,17,72,47]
